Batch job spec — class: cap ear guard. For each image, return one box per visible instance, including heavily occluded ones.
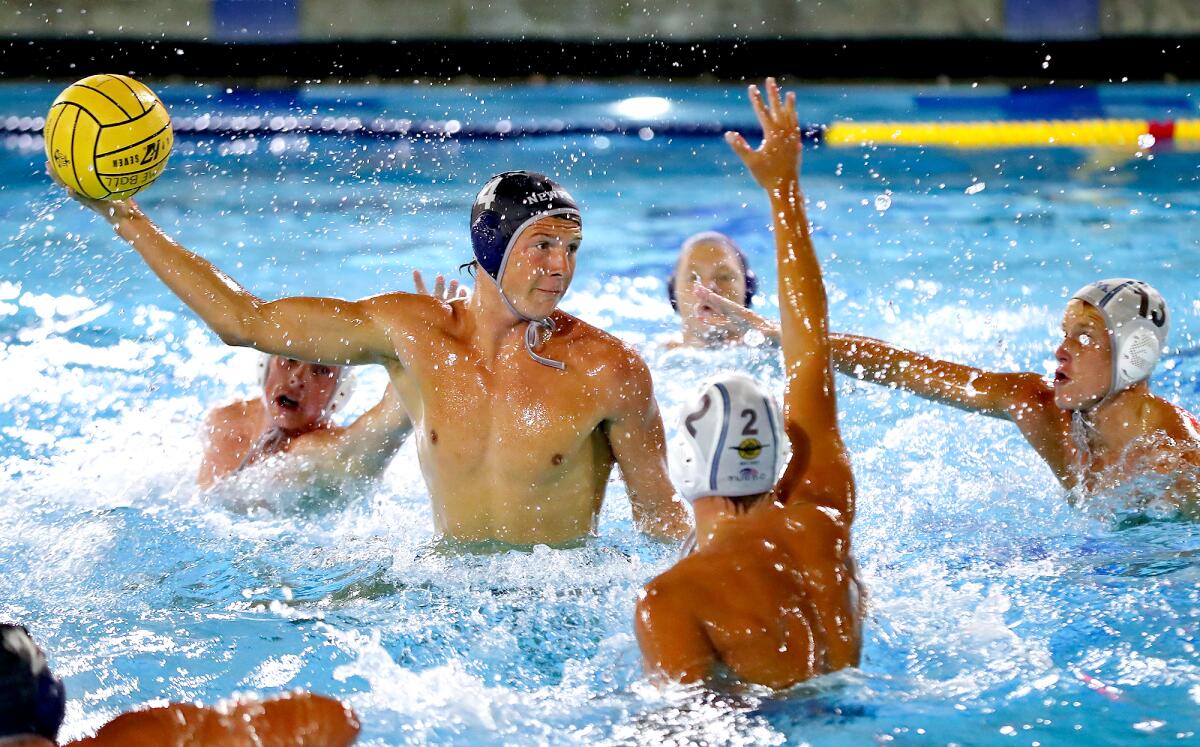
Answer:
[1071,279,1169,396]
[469,208,506,281]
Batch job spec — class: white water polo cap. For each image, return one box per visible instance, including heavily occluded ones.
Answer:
[1071,278,1169,396]
[668,373,785,503]
[258,354,356,414]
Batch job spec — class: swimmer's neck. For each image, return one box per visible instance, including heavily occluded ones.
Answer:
[256,404,332,440]
[692,493,772,549]
[467,276,555,356]
[1075,381,1154,450]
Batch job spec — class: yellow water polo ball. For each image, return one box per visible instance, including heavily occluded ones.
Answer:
[44,74,173,200]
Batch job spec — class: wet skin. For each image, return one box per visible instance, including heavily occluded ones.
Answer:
[637,79,862,688]
[66,191,689,544]
[829,302,1200,504]
[667,240,782,350]
[199,356,339,487]
[63,693,359,747]
[198,356,414,489]
[672,240,750,347]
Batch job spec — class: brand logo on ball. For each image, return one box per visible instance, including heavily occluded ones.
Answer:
[139,141,160,165]
[731,438,764,460]
[52,149,69,169]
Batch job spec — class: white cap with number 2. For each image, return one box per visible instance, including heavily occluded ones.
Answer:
[668,373,786,504]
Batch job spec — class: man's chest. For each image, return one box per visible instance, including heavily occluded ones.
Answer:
[400,342,614,468]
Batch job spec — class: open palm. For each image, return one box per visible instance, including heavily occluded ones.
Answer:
[725,77,802,192]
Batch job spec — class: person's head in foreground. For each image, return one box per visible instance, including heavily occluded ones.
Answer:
[470,170,582,368]
[668,372,784,521]
[668,231,759,346]
[260,354,352,434]
[1055,278,1168,412]
[0,624,66,746]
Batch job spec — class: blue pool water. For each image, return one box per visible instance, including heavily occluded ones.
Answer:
[2,82,1200,745]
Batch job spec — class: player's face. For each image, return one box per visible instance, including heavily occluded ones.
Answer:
[1054,300,1113,410]
[675,241,748,335]
[263,356,341,432]
[501,217,582,319]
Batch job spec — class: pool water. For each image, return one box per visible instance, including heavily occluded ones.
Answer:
[2,82,1199,746]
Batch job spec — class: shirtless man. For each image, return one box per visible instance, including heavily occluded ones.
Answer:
[665,231,778,349]
[636,79,862,687]
[199,272,462,489]
[828,281,1200,510]
[0,623,360,747]
[60,171,689,544]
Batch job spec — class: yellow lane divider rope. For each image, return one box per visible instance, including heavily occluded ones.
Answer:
[825,119,1199,148]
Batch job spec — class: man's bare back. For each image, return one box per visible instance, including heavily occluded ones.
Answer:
[643,501,860,687]
[637,79,862,688]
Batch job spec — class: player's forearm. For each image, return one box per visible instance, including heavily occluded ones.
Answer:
[633,489,692,541]
[111,206,263,346]
[341,385,413,476]
[769,179,830,353]
[830,333,1012,415]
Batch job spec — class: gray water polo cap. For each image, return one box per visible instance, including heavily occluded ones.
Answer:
[470,171,582,370]
[668,373,786,503]
[1071,278,1169,396]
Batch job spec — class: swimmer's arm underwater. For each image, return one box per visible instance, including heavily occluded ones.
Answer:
[66,692,360,746]
[61,191,407,367]
[727,78,855,516]
[828,333,1048,422]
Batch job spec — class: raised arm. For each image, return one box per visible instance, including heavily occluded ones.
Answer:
[326,367,414,478]
[725,79,854,516]
[604,348,692,541]
[830,333,1047,420]
[62,191,397,366]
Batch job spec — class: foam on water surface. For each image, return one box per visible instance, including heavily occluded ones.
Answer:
[2,83,1200,745]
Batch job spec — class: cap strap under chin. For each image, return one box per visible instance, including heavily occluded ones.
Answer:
[489,275,565,370]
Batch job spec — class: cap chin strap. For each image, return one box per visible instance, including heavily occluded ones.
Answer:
[487,207,579,371]
[487,273,565,370]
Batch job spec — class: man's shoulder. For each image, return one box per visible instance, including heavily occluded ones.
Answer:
[555,312,650,377]
[1146,397,1200,444]
[642,557,710,612]
[204,399,260,431]
[363,292,463,329]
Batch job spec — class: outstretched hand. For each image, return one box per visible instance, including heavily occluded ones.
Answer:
[693,283,780,345]
[412,270,469,301]
[724,77,802,193]
[46,161,139,225]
